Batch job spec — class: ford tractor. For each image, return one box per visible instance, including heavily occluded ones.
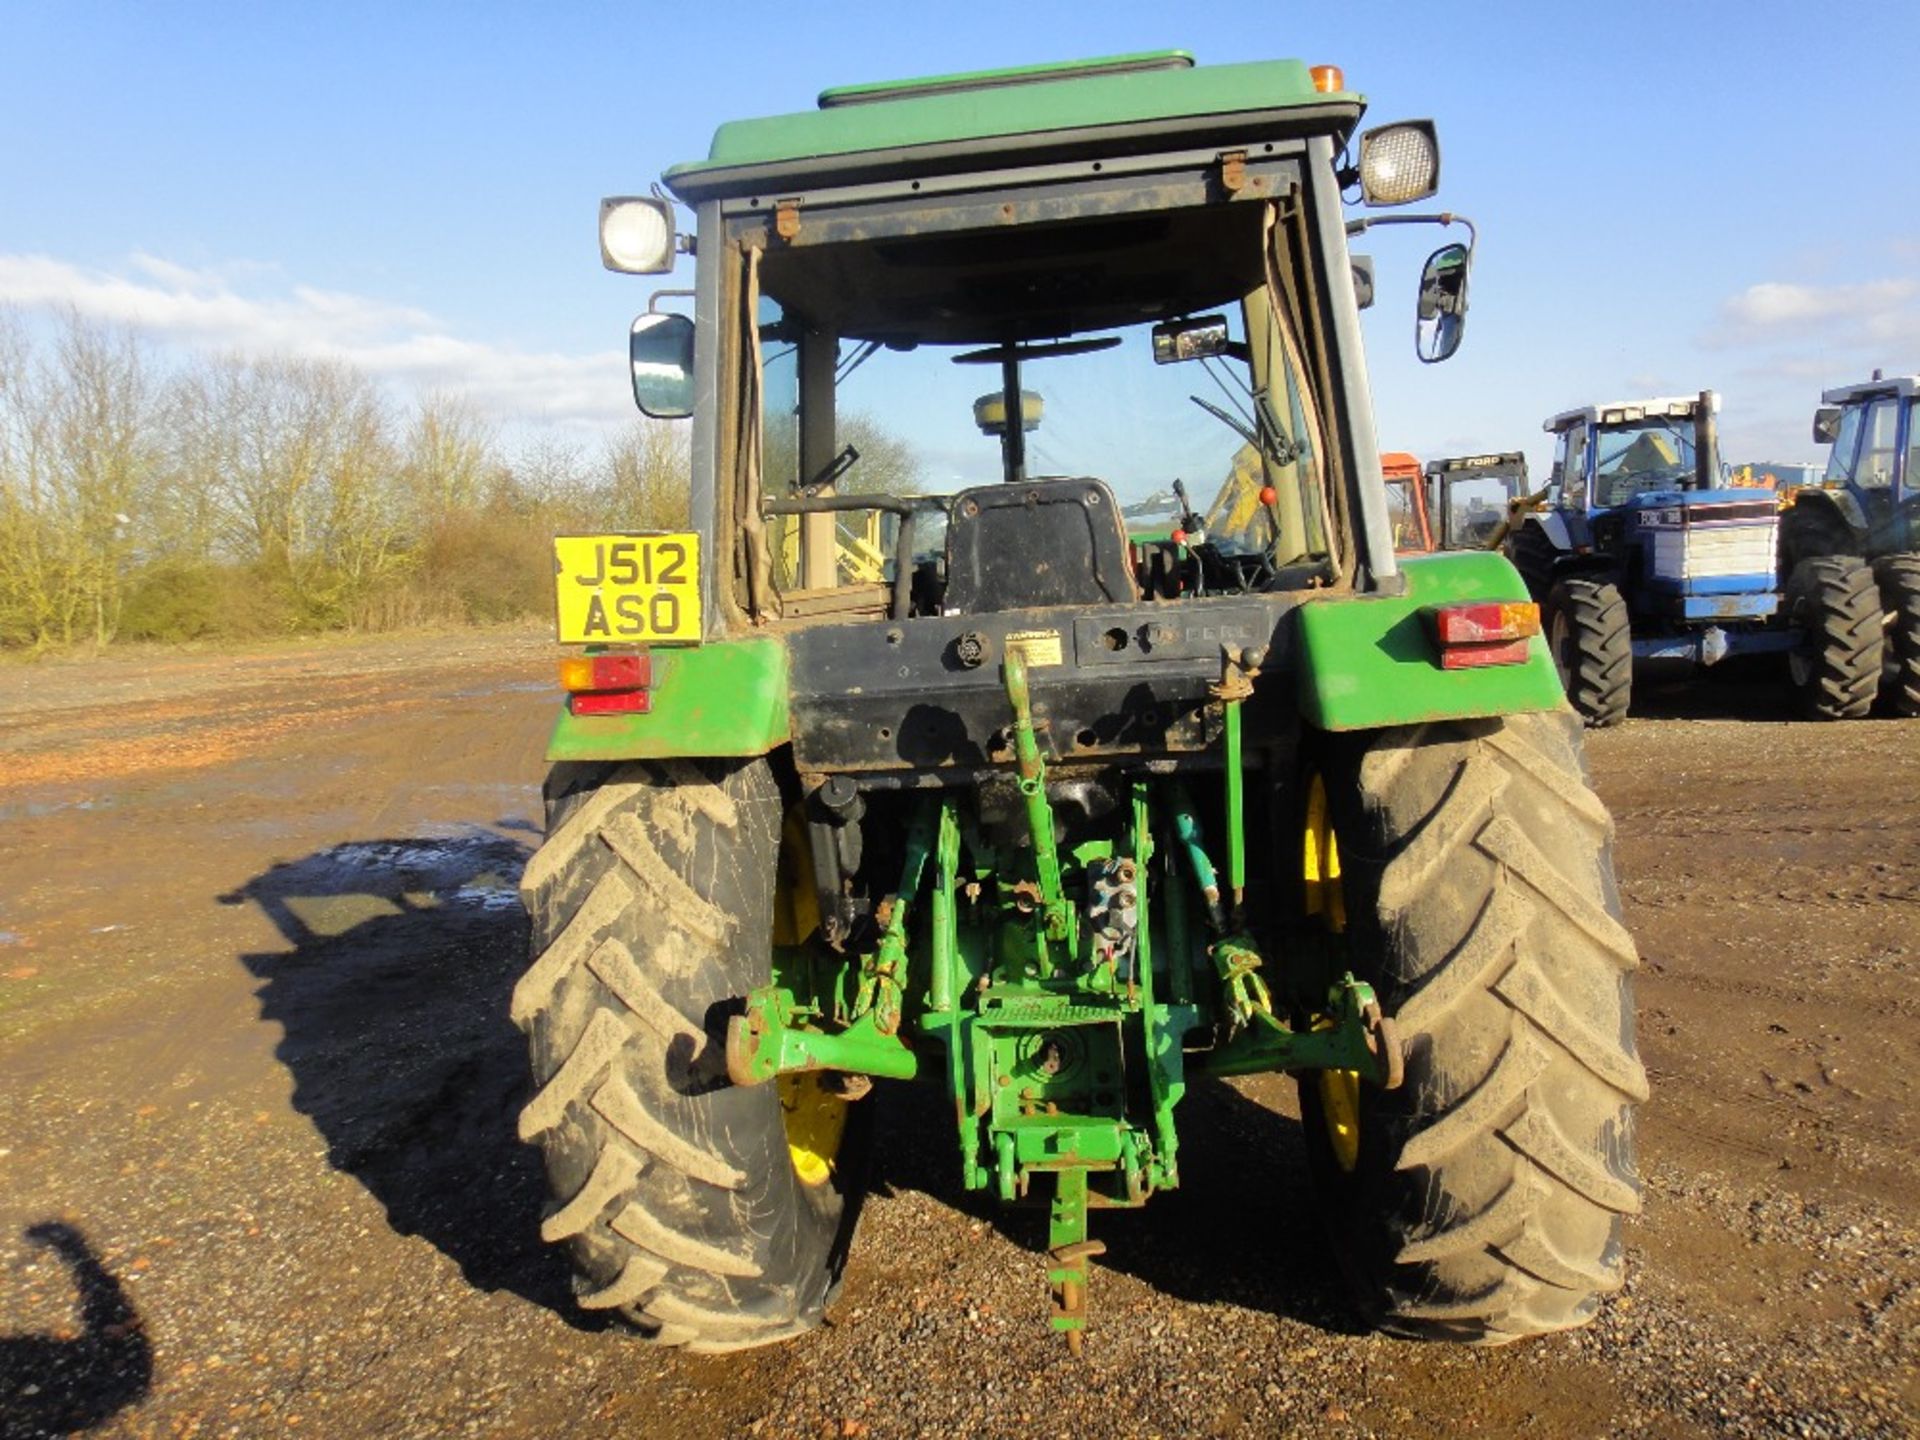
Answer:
[515,50,1645,1355]
[1791,373,1920,715]
[1505,392,1792,725]
[1427,451,1528,550]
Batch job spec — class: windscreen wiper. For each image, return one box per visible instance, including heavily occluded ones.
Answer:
[1190,389,1299,469]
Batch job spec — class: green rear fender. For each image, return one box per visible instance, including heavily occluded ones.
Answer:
[546,636,791,762]
[1295,551,1567,731]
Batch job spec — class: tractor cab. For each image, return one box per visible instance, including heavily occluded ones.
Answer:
[1800,373,1920,562]
[1378,450,1434,553]
[1532,393,1778,602]
[1424,450,1527,549]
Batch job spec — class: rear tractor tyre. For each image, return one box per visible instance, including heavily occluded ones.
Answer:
[1873,554,1920,717]
[1784,556,1882,720]
[1506,524,1559,603]
[514,757,860,1352]
[1298,711,1647,1344]
[1544,578,1632,728]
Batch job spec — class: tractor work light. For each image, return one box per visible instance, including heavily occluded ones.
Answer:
[1356,122,1440,206]
[600,196,678,274]
[1425,601,1540,669]
[559,652,653,714]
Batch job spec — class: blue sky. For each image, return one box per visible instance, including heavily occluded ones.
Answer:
[4,0,1916,477]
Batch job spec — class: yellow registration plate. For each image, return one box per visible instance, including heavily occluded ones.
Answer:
[552,532,702,645]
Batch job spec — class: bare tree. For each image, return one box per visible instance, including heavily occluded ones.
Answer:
[400,391,496,523]
[601,418,689,531]
[0,313,158,645]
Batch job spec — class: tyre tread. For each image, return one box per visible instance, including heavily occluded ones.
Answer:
[515,757,843,1353]
[1310,710,1645,1344]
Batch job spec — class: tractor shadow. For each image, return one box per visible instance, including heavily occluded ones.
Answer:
[1623,661,1800,723]
[866,1074,1365,1335]
[222,831,597,1329]
[0,1221,151,1438]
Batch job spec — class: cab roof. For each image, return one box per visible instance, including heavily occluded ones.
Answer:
[1425,451,1526,475]
[1823,375,1920,404]
[1544,394,1716,433]
[663,51,1365,202]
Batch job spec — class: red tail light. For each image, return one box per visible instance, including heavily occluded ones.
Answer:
[559,651,652,714]
[569,689,651,715]
[1425,601,1540,669]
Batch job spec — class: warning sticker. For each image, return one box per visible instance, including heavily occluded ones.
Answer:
[1004,629,1064,666]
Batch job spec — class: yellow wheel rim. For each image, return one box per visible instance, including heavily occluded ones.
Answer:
[779,1071,847,1186]
[1302,774,1346,935]
[1304,773,1359,1172]
[772,808,846,1185]
[1317,1064,1362,1173]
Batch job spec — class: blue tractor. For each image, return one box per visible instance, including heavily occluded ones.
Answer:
[1786,372,1920,716]
[1506,391,1795,725]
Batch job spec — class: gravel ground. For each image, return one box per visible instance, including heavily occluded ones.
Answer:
[0,636,1914,1438]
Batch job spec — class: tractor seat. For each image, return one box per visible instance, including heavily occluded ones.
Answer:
[942,478,1136,614]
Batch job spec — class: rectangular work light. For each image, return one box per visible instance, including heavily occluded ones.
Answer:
[600,196,678,274]
[1356,121,1440,206]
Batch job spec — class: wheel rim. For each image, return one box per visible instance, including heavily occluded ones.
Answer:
[773,808,847,1185]
[779,1071,847,1187]
[1548,605,1573,688]
[1318,1066,1362,1174]
[1304,774,1360,1173]
[1786,594,1815,688]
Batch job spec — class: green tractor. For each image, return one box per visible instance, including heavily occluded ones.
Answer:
[516,51,1646,1353]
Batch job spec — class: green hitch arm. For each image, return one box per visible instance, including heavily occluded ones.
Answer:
[1169,781,1273,1026]
[1003,647,1070,944]
[726,989,922,1085]
[1212,646,1260,922]
[1188,974,1404,1088]
[1223,689,1246,917]
[928,800,962,1013]
[857,799,939,1035]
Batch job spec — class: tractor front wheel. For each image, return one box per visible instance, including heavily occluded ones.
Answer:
[1544,578,1631,727]
[1298,711,1647,1344]
[1784,556,1882,720]
[514,757,860,1351]
[1874,554,1920,716]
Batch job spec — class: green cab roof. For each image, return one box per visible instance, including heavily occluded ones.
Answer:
[663,51,1364,201]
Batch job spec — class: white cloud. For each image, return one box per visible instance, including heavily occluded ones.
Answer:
[1707,277,1920,348]
[0,251,629,432]
[1696,275,1920,462]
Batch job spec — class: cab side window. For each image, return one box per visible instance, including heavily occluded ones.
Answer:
[1560,425,1590,511]
[1907,400,1920,491]
[1824,404,1865,484]
[1854,398,1899,489]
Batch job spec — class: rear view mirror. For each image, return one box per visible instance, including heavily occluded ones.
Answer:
[630,312,694,419]
[1351,256,1375,310]
[1813,406,1841,444]
[1151,315,1231,364]
[1415,242,1471,364]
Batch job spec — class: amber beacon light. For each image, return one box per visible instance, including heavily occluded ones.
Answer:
[1310,64,1344,94]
